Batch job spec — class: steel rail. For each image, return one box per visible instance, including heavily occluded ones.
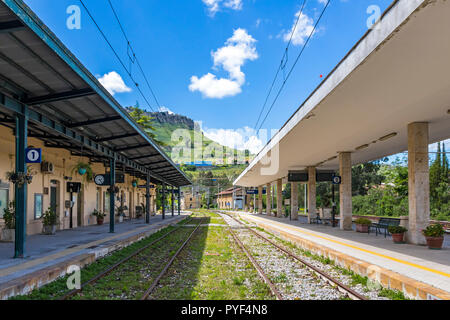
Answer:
[60,217,193,300]
[140,217,205,300]
[228,225,284,300]
[220,211,367,301]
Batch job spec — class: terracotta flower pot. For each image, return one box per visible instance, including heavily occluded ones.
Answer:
[356,224,369,233]
[425,236,444,250]
[392,233,405,244]
[97,218,104,225]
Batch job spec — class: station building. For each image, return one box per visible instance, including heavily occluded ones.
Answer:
[0,0,190,257]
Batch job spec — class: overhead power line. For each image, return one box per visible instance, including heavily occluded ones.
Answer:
[253,0,308,131]
[107,0,162,109]
[256,0,331,134]
[78,0,156,112]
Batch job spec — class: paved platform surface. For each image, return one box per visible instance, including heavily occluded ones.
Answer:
[0,214,188,289]
[234,212,450,297]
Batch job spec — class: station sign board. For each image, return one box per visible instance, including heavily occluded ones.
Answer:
[288,171,308,182]
[94,173,125,186]
[246,189,259,195]
[25,148,42,164]
[138,185,156,189]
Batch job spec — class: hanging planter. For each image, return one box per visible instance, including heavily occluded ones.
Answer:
[72,162,93,182]
[6,167,35,187]
[132,180,138,188]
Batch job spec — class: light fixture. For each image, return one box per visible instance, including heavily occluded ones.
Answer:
[447,109,450,114]
[356,144,369,151]
[379,132,397,142]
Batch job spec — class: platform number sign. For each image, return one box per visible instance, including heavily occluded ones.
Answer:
[332,175,342,185]
[25,148,42,164]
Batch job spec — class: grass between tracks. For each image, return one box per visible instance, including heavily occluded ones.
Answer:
[10,217,193,300]
[149,210,274,300]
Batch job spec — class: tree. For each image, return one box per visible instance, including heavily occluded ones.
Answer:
[127,102,166,146]
[352,162,385,196]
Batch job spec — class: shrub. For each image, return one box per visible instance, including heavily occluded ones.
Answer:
[388,226,407,234]
[42,208,57,226]
[92,209,106,219]
[3,201,15,229]
[354,218,372,226]
[422,224,445,238]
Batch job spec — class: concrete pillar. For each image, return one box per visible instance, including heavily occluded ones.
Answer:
[291,182,299,221]
[258,186,263,214]
[407,122,430,245]
[307,167,316,224]
[266,183,272,216]
[339,152,353,230]
[276,179,283,218]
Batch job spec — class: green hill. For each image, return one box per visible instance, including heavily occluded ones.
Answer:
[148,111,251,166]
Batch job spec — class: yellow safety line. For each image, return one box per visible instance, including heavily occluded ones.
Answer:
[244,214,450,278]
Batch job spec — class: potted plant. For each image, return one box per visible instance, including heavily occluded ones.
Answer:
[72,162,93,182]
[116,206,127,223]
[1,201,15,242]
[422,224,445,250]
[388,226,408,244]
[92,209,106,225]
[355,218,372,233]
[42,207,57,235]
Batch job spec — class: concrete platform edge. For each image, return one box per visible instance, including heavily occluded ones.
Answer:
[0,216,187,300]
[240,214,450,300]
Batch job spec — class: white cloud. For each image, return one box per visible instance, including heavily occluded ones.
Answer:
[283,10,315,46]
[189,28,258,99]
[98,71,131,95]
[203,126,264,154]
[202,0,242,16]
[159,106,175,115]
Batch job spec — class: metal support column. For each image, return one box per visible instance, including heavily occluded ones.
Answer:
[109,157,116,233]
[178,187,181,215]
[162,183,166,220]
[145,173,150,224]
[14,112,28,258]
[171,186,175,217]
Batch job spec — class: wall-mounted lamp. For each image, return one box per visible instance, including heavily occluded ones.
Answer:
[379,132,397,142]
[356,144,369,151]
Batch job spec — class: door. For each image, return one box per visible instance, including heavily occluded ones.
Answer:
[77,188,83,227]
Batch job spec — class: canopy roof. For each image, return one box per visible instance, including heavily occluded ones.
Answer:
[0,0,190,186]
[235,0,450,187]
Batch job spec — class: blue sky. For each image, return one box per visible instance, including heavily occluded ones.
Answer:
[23,0,448,155]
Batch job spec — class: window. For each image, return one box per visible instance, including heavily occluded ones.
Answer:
[34,194,43,219]
[0,188,9,218]
[104,192,110,213]
[96,188,101,211]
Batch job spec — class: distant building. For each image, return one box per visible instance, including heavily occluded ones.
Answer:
[182,187,201,210]
[216,187,247,210]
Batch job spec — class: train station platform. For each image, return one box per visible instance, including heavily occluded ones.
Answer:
[234,211,450,300]
[0,214,189,299]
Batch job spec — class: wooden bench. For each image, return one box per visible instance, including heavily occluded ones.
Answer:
[370,218,400,237]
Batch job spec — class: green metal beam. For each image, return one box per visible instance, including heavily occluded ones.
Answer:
[14,110,27,258]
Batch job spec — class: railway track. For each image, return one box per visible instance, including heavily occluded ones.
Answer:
[219,211,367,301]
[60,215,204,300]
